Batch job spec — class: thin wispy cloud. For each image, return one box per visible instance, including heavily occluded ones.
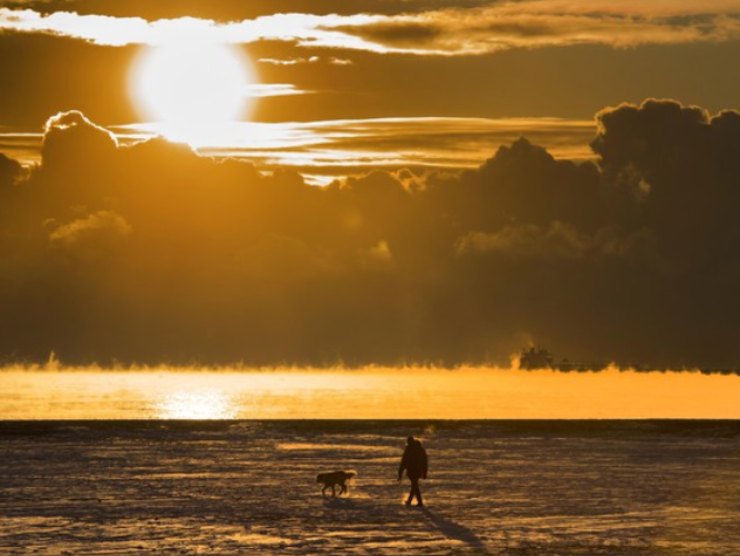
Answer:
[245,84,310,97]
[1,116,595,175]
[258,56,353,66]
[259,56,321,66]
[1,1,738,54]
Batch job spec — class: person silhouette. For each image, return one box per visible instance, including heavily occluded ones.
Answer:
[398,436,428,506]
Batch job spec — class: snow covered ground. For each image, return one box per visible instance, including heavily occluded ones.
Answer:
[0,420,738,554]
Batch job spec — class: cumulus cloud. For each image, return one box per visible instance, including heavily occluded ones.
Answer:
[41,110,118,169]
[49,210,131,247]
[592,100,740,264]
[457,222,588,260]
[0,99,739,368]
[0,1,738,54]
[0,151,22,188]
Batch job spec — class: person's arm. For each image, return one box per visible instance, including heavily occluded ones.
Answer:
[421,448,428,479]
[398,450,408,480]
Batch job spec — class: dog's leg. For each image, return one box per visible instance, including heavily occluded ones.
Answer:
[322,485,328,497]
[332,484,336,497]
[339,482,347,496]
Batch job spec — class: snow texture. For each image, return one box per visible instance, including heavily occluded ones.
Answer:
[0,420,738,554]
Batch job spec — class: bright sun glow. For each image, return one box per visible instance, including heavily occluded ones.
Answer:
[157,390,237,419]
[131,42,253,143]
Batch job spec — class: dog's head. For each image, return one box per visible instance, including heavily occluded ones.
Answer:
[316,473,326,483]
[345,470,357,479]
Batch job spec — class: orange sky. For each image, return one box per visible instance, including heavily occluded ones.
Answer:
[0,1,739,371]
[1,368,738,419]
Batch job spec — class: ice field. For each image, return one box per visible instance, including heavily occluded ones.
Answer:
[1,420,738,555]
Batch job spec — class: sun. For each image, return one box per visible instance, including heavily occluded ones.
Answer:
[130,42,253,143]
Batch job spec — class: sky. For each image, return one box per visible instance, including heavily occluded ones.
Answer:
[1,0,739,171]
[0,0,739,367]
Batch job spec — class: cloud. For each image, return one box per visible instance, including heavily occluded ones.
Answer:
[3,116,597,178]
[0,1,738,54]
[259,56,321,66]
[137,116,597,177]
[41,110,118,169]
[333,2,740,55]
[0,151,23,188]
[245,83,311,97]
[591,99,740,265]
[49,210,131,248]
[258,56,352,66]
[0,99,739,368]
[457,222,588,260]
[328,56,354,65]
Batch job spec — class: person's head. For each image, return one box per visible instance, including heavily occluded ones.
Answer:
[406,436,415,446]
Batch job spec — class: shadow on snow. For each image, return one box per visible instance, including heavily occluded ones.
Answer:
[422,507,488,554]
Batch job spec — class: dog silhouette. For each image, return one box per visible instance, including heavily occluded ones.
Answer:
[316,470,356,497]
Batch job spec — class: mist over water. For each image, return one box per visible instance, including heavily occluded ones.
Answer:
[1,367,738,419]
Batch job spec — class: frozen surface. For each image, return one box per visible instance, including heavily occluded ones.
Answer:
[0,420,738,555]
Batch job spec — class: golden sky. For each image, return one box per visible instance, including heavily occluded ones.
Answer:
[2,368,739,419]
[1,1,739,171]
[0,1,739,369]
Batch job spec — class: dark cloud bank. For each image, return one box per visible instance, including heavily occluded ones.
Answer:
[1,100,739,368]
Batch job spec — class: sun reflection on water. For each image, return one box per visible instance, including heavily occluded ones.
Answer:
[157,390,237,419]
[1,368,739,419]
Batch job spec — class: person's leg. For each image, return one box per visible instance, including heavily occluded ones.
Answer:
[410,477,422,505]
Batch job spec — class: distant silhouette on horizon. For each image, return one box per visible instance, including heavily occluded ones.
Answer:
[398,436,428,506]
